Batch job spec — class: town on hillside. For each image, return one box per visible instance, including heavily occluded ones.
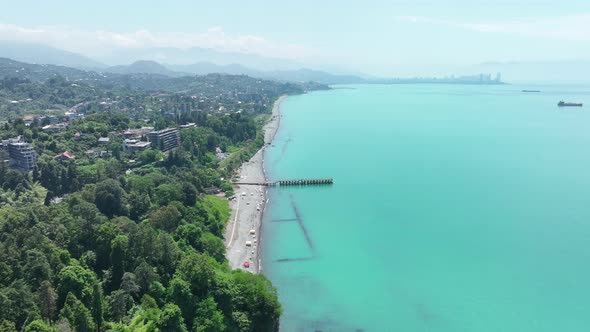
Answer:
[0,57,327,185]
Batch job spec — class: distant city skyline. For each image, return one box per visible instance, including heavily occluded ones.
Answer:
[1,0,590,78]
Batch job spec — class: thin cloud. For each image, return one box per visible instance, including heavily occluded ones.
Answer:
[0,23,318,60]
[397,14,590,41]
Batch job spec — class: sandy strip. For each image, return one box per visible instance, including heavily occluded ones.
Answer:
[224,95,286,272]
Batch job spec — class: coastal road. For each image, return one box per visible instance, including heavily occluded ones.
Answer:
[226,196,241,249]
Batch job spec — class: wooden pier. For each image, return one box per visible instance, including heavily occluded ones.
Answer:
[234,178,333,187]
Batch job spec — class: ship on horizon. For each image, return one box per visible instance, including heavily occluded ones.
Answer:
[558,101,583,107]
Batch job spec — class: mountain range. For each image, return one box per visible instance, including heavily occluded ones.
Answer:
[105,60,187,78]
[0,41,368,84]
[0,41,106,69]
[0,57,329,95]
[2,41,590,83]
[6,41,558,84]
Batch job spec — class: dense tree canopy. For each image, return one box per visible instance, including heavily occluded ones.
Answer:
[0,96,282,331]
[0,166,281,332]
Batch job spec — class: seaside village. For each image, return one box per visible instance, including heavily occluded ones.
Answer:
[0,111,191,173]
[0,88,271,173]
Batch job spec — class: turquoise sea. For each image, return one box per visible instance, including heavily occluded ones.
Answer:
[261,84,590,331]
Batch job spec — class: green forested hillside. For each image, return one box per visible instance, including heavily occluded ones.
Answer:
[0,118,281,332]
[0,120,281,332]
[0,58,302,332]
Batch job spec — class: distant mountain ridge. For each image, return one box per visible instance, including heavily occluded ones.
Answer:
[105,61,503,85]
[168,62,261,76]
[0,57,104,82]
[0,57,330,94]
[167,63,368,84]
[95,46,307,71]
[101,60,368,84]
[106,60,189,77]
[0,41,369,84]
[0,42,510,85]
[0,56,504,89]
[0,41,106,69]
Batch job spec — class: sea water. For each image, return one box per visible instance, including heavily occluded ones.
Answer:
[261,84,590,331]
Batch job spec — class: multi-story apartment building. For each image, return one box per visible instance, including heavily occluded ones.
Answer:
[148,128,180,152]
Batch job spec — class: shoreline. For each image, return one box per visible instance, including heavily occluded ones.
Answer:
[224,95,286,272]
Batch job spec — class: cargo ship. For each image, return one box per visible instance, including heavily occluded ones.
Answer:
[558,101,583,107]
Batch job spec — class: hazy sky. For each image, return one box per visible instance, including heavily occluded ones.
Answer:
[1,0,590,75]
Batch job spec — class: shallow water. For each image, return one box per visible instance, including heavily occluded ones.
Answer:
[262,84,590,331]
